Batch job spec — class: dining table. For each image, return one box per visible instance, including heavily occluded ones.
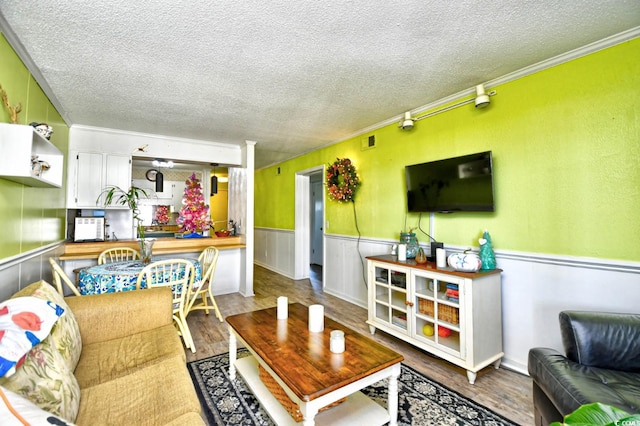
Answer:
[77,259,201,296]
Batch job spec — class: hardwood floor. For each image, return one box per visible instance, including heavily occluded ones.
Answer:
[186,264,534,425]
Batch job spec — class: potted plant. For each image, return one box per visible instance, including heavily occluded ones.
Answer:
[98,185,154,263]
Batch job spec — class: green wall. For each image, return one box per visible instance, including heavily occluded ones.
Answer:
[255,37,640,262]
[0,32,69,258]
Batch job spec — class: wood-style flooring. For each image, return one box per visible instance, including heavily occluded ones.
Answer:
[185,264,534,425]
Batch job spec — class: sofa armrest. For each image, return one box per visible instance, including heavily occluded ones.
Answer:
[528,347,586,416]
[65,287,174,346]
[559,311,640,372]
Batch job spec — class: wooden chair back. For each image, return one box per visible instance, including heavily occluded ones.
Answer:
[186,246,223,321]
[136,259,196,352]
[98,247,140,265]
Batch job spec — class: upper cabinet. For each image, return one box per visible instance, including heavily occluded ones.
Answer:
[67,152,131,208]
[0,123,64,188]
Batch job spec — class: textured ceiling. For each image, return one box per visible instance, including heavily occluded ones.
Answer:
[1,1,639,169]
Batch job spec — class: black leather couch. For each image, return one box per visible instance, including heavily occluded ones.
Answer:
[528,311,640,425]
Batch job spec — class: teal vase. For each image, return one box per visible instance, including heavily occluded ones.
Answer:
[400,233,419,259]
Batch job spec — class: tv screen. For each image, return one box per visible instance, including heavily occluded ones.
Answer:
[405,151,494,213]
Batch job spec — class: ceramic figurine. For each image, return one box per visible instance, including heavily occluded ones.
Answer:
[479,230,497,270]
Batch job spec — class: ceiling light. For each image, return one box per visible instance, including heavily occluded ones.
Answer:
[152,159,174,168]
[211,163,218,196]
[155,171,164,192]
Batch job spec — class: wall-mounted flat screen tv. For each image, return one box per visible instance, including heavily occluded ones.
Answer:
[405,151,494,213]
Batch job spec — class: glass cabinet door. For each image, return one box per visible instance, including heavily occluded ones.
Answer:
[372,265,408,330]
[413,272,463,356]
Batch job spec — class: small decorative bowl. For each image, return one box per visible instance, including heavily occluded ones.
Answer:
[215,230,231,237]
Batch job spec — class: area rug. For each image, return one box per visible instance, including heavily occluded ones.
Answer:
[187,349,518,426]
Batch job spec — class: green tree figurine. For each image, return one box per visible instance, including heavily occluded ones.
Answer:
[479,230,496,270]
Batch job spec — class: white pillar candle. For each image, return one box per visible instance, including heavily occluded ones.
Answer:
[308,304,324,332]
[398,244,407,261]
[330,330,345,353]
[436,248,446,268]
[277,296,288,319]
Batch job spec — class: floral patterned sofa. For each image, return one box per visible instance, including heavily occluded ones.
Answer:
[0,280,204,425]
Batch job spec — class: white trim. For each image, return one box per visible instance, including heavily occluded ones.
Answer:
[293,165,325,281]
[0,241,63,270]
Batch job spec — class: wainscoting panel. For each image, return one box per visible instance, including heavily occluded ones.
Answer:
[254,228,640,377]
[0,243,64,301]
[254,228,295,278]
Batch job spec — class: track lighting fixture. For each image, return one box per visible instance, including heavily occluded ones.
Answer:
[474,84,490,108]
[400,112,414,130]
[399,84,497,130]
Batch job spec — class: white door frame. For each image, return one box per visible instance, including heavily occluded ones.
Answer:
[294,165,325,281]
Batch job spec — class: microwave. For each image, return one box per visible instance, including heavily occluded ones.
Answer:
[74,217,105,242]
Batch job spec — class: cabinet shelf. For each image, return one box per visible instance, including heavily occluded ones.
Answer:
[0,123,63,188]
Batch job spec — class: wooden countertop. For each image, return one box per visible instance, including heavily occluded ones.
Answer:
[366,254,502,278]
[62,236,245,260]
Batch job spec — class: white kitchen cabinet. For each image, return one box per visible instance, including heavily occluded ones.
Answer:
[68,152,131,208]
[367,254,503,384]
[0,123,64,188]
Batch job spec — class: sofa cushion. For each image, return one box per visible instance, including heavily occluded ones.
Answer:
[13,280,83,372]
[0,385,76,426]
[74,323,185,388]
[76,356,201,425]
[559,311,640,372]
[0,296,64,377]
[0,336,81,421]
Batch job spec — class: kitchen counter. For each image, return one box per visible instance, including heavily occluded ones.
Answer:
[61,236,244,260]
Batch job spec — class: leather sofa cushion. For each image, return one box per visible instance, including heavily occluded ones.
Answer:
[560,311,640,372]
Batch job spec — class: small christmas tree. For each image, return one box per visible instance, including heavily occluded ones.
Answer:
[479,230,496,270]
[177,173,211,234]
[154,205,170,225]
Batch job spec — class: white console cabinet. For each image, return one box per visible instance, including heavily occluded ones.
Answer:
[366,254,503,384]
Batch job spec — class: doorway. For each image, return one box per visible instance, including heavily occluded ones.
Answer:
[293,166,324,284]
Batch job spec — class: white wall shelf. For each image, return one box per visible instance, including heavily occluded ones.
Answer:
[0,123,64,188]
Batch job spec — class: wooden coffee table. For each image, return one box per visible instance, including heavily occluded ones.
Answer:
[227,303,404,426]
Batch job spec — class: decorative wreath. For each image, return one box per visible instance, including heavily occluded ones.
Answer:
[326,158,361,202]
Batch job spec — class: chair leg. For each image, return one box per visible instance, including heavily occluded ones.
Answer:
[173,315,196,353]
[206,287,224,322]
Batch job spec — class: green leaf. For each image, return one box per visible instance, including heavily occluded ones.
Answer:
[551,403,640,426]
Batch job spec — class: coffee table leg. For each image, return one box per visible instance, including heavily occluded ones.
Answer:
[300,403,318,426]
[228,326,237,380]
[388,364,401,426]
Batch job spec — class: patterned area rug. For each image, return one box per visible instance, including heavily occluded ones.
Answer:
[187,349,518,426]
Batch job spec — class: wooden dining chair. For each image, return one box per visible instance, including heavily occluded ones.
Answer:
[98,247,140,265]
[49,257,82,297]
[136,259,196,352]
[186,246,223,322]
